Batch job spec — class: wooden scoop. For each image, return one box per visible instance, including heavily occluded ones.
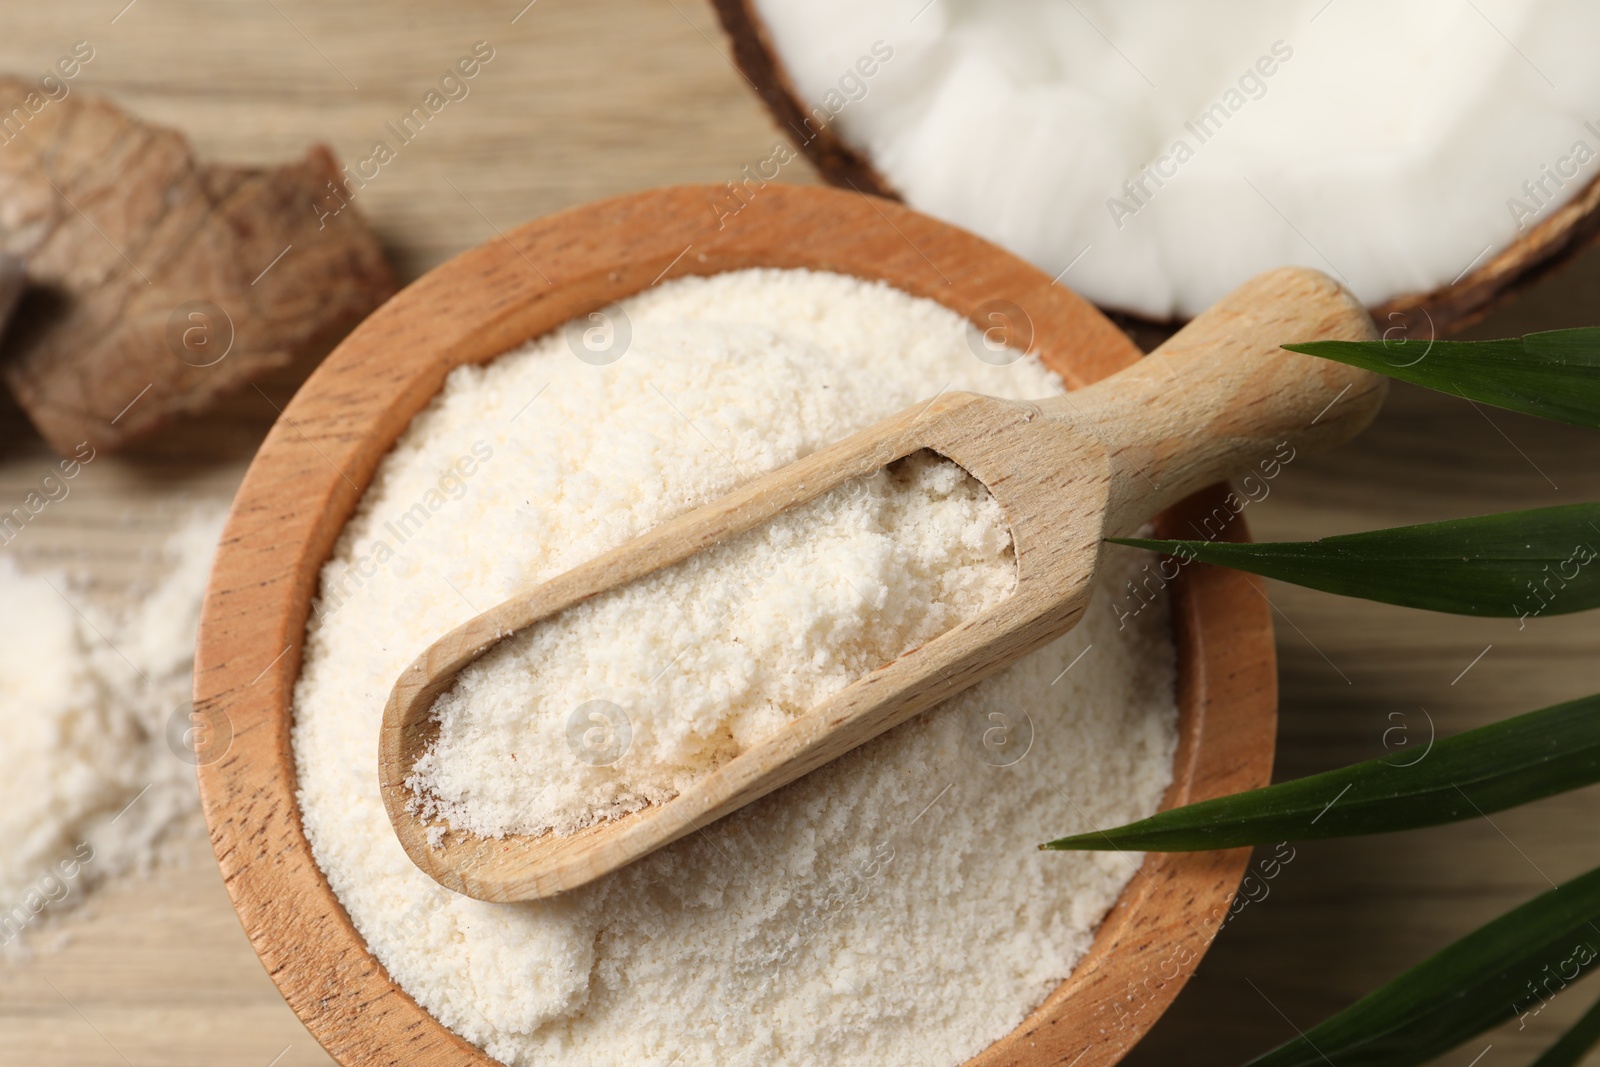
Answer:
[379,266,1386,902]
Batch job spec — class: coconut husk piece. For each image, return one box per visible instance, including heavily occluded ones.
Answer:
[0,76,396,455]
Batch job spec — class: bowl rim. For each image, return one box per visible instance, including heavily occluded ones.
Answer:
[194,182,1276,1067]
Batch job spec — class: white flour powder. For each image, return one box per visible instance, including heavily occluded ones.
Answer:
[412,451,1018,839]
[0,508,226,951]
[293,269,1179,1066]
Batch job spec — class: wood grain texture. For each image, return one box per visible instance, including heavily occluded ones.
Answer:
[382,265,1380,903]
[195,182,1278,1066]
[0,3,1596,1067]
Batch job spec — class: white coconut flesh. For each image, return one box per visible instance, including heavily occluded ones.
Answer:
[751,0,1600,320]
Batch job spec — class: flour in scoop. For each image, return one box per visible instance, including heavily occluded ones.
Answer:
[409,450,1017,839]
[293,269,1179,1067]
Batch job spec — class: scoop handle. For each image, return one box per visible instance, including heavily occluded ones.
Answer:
[1047,266,1386,535]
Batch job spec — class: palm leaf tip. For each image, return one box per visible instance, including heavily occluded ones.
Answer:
[1283,327,1600,429]
[1041,693,1600,852]
[1240,861,1600,1067]
[1528,989,1600,1067]
[1109,501,1600,619]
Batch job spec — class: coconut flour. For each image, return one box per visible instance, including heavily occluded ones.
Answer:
[293,269,1180,1067]
[410,450,1018,840]
[0,508,226,951]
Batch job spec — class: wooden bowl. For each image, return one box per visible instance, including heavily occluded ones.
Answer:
[194,184,1276,1067]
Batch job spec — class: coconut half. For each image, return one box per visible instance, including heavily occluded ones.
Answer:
[715,0,1600,334]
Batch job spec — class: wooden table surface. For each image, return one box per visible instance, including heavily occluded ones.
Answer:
[0,3,1596,1065]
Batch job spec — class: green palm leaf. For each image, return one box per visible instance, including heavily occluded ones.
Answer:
[1112,503,1600,619]
[1042,694,1600,852]
[1529,990,1600,1067]
[1239,862,1600,1066]
[1163,328,1600,1067]
[1284,328,1600,428]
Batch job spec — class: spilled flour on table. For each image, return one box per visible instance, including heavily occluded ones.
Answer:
[0,508,226,953]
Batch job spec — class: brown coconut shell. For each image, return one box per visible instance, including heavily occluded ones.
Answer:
[713,0,897,200]
[713,0,1600,343]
